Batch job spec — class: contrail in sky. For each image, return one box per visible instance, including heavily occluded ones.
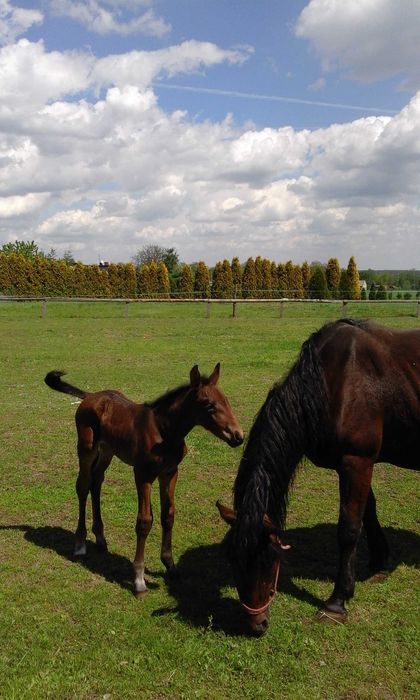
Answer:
[153,82,398,115]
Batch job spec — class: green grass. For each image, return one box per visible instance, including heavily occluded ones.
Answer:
[0,301,419,700]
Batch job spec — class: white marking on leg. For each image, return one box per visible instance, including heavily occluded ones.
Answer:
[133,563,147,593]
[74,542,87,556]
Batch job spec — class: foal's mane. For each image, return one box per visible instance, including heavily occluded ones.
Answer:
[146,374,214,412]
[231,321,358,559]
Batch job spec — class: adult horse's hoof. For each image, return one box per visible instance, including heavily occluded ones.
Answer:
[134,588,148,600]
[316,609,348,624]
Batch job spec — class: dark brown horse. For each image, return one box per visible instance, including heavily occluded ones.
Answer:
[45,364,243,595]
[218,319,420,635]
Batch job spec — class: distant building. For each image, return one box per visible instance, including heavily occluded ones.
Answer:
[99,260,110,269]
[359,279,367,291]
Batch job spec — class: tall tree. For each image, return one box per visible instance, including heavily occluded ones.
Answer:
[157,261,170,297]
[277,263,288,297]
[194,261,210,298]
[270,262,278,297]
[222,259,234,298]
[308,265,329,299]
[285,260,294,297]
[347,256,361,300]
[179,264,194,298]
[301,261,311,293]
[0,240,43,260]
[241,257,256,298]
[231,257,242,297]
[326,258,341,298]
[254,256,264,298]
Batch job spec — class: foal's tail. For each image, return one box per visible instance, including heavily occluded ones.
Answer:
[44,370,87,400]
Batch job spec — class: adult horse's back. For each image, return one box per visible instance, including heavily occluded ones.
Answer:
[218,319,420,635]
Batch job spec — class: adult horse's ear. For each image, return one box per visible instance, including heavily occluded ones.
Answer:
[208,362,221,385]
[216,500,236,525]
[269,532,291,556]
[190,365,201,387]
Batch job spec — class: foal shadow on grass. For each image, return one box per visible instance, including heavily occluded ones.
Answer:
[153,523,420,635]
[1,522,418,635]
[0,524,156,593]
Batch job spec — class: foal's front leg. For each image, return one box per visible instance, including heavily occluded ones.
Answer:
[133,467,153,597]
[159,468,178,573]
[321,456,373,621]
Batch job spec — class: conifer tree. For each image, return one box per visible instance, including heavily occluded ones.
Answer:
[285,260,294,297]
[308,265,329,299]
[261,258,272,298]
[291,265,304,299]
[231,257,242,298]
[241,257,256,298]
[138,264,151,297]
[222,259,233,298]
[277,263,288,297]
[339,269,349,299]
[254,256,263,298]
[301,261,311,294]
[194,261,210,298]
[211,261,223,298]
[326,258,341,298]
[179,263,194,298]
[157,261,170,298]
[271,261,278,297]
[347,256,361,300]
[369,282,376,300]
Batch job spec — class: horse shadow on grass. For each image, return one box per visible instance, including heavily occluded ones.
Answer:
[153,523,419,634]
[1,522,418,635]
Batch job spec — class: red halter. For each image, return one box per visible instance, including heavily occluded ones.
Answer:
[239,557,281,617]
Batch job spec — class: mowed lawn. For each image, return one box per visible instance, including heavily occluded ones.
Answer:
[0,300,419,700]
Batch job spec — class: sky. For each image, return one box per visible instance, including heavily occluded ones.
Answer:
[0,0,420,269]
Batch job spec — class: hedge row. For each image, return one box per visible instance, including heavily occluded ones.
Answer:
[0,254,137,298]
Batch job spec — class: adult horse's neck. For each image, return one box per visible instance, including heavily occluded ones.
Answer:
[233,331,330,556]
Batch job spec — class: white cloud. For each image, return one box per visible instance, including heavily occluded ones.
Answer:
[0,38,419,268]
[296,0,420,89]
[0,0,43,46]
[49,0,170,37]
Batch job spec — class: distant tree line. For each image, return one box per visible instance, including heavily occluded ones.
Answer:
[0,240,418,299]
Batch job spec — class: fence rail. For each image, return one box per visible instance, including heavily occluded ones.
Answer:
[1,295,419,319]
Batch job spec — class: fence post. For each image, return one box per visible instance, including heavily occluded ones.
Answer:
[232,301,236,318]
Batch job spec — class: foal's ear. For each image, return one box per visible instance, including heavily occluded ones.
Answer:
[208,362,220,385]
[216,500,236,526]
[190,364,201,387]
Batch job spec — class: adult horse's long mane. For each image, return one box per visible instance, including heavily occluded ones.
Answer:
[233,322,343,559]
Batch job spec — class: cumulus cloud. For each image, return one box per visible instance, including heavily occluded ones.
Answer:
[0,35,419,268]
[0,0,43,45]
[296,0,420,89]
[48,0,170,37]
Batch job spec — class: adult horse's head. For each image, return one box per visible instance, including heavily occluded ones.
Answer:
[217,501,290,636]
[190,364,244,447]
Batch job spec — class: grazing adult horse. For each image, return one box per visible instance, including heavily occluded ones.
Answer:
[45,364,243,596]
[218,319,420,635]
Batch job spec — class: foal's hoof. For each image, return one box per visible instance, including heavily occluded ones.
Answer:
[316,609,348,624]
[74,542,87,556]
[134,589,148,600]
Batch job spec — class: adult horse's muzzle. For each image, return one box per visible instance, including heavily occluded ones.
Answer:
[225,429,244,447]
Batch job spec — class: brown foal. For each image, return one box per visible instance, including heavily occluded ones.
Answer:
[45,364,243,595]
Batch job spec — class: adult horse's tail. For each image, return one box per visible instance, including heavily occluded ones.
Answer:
[233,327,331,555]
[44,370,87,400]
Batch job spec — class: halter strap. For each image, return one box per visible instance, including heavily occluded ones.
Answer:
[239,558,281,617]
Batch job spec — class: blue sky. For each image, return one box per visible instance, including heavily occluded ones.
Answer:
[1,0,419,268]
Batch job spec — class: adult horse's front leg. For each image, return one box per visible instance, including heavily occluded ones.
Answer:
[158,468,178,573]
[133,466,153,597]
[320,455,373,622]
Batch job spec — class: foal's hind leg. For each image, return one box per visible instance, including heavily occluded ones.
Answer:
[90,447,113,551]
[75,427,98,556]
[363,487,390,579]
[132,467,153,596]
[159,468,178,573]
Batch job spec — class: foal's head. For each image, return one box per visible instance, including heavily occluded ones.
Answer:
[190,363,244,447]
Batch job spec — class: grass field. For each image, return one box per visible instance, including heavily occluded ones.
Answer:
[0,301,419,700]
